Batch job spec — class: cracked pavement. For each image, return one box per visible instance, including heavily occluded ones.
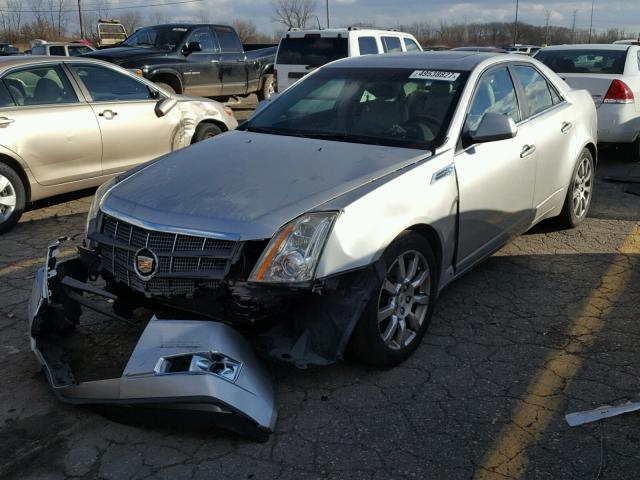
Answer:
[1,101,640,479]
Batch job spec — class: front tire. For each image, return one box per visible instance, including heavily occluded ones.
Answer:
[350,231,438,367]
[192,122,222,143]
[0,163,26,234]
[557,148,594,228]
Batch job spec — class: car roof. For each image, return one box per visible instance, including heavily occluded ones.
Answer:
[283,28,415,37]
[0,55,110,71]
[327,51,523,71]
[540,44,632,51]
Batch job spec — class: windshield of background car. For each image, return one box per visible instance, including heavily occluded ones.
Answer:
[122,26,188,51]
[245,67,469,150]
[277,37,349,66]
[535,49,628,74]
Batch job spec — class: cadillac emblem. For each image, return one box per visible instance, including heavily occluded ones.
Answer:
[133,248,159,280]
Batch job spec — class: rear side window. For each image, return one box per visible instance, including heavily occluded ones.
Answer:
[513,66,554,117]
[404,38,421,52]
[214,26,242,52]
[535,49,628,74]
[71,64,152,102]
[277,37,348,66]
[358,37,378,55]
[382,36,402,53]
[49,46,66,56]
[3,65,78,106]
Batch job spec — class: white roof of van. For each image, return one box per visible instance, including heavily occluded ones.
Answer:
[281,28,414,38]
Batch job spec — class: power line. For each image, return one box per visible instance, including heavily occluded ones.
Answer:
[0,0,205,14]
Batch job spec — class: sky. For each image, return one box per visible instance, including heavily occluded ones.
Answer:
[71,0,640,36]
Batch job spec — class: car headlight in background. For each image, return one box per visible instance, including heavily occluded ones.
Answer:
[85,176,118,236]
[250,212,338,283]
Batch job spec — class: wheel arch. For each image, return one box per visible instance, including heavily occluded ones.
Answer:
[149,70,184,94]
[405,223,444,281]
[190,119,229,144]
[0,153,31,202]
[584,141,597,166]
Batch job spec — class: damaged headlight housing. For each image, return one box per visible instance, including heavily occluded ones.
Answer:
[250,212,338,283]
[85,176,118,236]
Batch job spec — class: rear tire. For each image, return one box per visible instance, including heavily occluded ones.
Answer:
[557,148,594,229]
[350,231,438,368]
[624,137,640,163]
[192,122,222,143]
[0,163,26,234]
[257,74,274,101]
[154,82,176,94]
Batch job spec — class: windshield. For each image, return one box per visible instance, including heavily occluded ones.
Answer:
[535,49,628,74]
[277,37,349,66]
[122,26,188,51]
[244,67,468,150]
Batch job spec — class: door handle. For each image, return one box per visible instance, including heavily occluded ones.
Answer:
[0,116,14,126]
[98,110,118,119]
[561,121,573,133]
[210,59,220,63]
[520,144,536,158]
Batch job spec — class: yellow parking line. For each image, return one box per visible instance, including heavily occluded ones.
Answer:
[475,224,640,479]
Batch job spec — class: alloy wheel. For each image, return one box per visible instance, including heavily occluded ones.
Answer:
[377,250,431,350]
[0,174,16,223]
[572,155,592,219]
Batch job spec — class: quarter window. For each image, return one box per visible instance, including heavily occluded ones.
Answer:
[467,67,520,131]
[187,27,217,53]
[70,64,153,102]
[404,38,421,52]
[381,36,402,53]
[358,37,378,55]
[2,65,78,106]
[215,26,242,52]
[513,66,554,117]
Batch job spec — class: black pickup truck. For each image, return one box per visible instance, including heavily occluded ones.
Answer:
[85,24,276,100]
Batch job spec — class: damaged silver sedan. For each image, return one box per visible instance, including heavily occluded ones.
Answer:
[28,52,597,439]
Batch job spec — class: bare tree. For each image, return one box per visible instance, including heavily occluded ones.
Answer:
[120,11,142,36]
[272,0,316,29]
[231,19,258,43]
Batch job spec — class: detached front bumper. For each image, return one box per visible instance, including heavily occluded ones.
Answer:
[28,240,277,441]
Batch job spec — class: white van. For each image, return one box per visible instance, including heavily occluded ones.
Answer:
[274,28,422,92]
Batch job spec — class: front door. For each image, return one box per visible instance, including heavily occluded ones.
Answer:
[68,63,181,175]
[182,26,223,97]
[0,63,102,186]
[214,26,248,96]
[455,66,536,272]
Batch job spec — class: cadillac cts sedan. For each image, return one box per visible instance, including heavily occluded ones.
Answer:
[28,52,596,439]
[0,56,237,233]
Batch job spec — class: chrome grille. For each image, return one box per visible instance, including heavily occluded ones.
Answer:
[93,214,239,297]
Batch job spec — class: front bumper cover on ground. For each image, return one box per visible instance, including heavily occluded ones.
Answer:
[28,240,277,441]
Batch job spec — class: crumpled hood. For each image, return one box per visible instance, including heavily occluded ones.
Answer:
[102,130,428,240]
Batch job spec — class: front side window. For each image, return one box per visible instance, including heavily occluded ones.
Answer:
[214,26,242,52]
[513,66,554,117]
[535,49,628,74]
[358,37,378,55]
[71,64,153,102]
[404,38,421,52]
[49,46,66,56]
[2,65,78,106]
[244,67,468,150]
[382,36,402,53]
[187,27,217,53]
[122,25,188,51]
[467,67,520,131]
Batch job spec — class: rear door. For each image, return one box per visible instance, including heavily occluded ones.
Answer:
[511,64,575,216]
[0,63,102,185]
[455,65,537,272]
[215,26,248,96]
[68,63,182,175]
[275,34,349,91]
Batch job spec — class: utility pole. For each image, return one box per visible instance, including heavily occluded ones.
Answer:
[544,9,551,46]
[588,0,595,43]
[513,0,519,45]
[77,0,84,39]
[571,10,577,43]
[326,0,330,28]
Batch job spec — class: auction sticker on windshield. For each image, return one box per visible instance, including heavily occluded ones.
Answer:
[409,70,461,81]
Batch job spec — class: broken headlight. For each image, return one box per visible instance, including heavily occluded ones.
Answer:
[250,212,338,283]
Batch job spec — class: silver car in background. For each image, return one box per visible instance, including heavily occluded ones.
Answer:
[535,44,640,161]
[28,52,597,439]
[0,56,237,233]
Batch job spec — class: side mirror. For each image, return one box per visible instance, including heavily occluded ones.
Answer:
[467,112,517,144]
[155,98,177,117]
[182,41,202,55]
